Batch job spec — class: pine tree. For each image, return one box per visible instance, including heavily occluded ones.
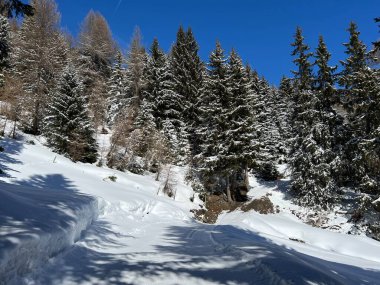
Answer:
[44,65,97,163]
[338,22,380,194]
[107,51,127,125]
[248,72,280,179]
[291,27,313,91]
[0,15,10,87]
[220,49,255,201]
[339,22,368,112]
[170,26,203,156]
[372,17,380,61]
[276,76,293,156]
[196,41,228,190]
[290,36,342,209]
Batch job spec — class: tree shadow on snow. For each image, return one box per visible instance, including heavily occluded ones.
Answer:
[32,222,380,285]
[0,174,98,283]
[0,137,23,177]
[251,177,294,201]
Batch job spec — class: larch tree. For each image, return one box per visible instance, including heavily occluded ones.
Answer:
[77,10,116,130]
[0,0,33,18]
[13,0,68,134]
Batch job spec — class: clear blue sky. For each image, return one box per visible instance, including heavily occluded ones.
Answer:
[55,0,379,85]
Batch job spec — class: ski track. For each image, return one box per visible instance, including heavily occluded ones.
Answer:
[1,136,380,284]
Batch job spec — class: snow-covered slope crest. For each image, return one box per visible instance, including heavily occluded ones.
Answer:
[0,182,99,285]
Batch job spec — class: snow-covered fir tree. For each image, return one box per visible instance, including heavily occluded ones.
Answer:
[276,76,293,158]
[0,15,10,87]
[44,64,98,163]
[291,27,313,91]
[196,41,228,190]
[339,24,380,194]
[339,22,380,193]
[289,34,341,209]
[107,51,127,125]
[249,73,280,179]
[170,26,203,156]
[219,49,255,201]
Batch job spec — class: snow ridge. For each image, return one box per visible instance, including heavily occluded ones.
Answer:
[0,183,99,285]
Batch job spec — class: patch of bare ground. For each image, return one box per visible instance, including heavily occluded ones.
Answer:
[192,195,276,224]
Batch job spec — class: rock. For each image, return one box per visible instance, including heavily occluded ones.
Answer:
[240,196,274,214]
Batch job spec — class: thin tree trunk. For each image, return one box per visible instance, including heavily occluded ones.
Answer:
[226,175,232,203]
[11,119,17,139]
[1,118,7,136]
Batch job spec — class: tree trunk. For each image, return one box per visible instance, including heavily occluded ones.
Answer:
[226,175,232,203]
[11,119,17,139]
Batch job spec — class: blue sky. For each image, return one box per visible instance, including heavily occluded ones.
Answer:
[56,0,379,85]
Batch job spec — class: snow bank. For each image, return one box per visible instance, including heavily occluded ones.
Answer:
[0,182,99,284]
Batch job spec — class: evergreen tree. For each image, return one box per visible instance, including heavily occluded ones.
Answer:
[145,39,189,163]
[44,65,97,163]
[0,0,33,18]
[0,15,9,87]
[197,41,228,189]
[220,49,255,201]
[291,27,313,91]
[170,26,203,156]
[290,35,341,209]
[372,17,380,61]
[277,76,293,155]
[338,22,380,193]
[248,72,280,179]
[107,50,127,125]
[339,22,368,112]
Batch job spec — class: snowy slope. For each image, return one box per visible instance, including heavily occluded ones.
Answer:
[1,135,380,285]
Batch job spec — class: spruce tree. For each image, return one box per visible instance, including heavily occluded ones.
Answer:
[277,76,293,156]
[44,65,98,163]
[249,72,280,179]
[372,17,380,61]
[107,51,127,125]
[291,27,313,91]
[338,22,380,194]
[146,39,188,162]
[0,15,9,87]
[170,26,203,156]
[221,49,255,201]
[197,41,228,190]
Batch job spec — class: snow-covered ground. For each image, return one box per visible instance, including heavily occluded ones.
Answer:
[1,134,380,285]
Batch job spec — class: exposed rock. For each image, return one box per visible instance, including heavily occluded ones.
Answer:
[240,196,274,214]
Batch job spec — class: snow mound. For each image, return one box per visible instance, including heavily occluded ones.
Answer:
[0,181,99,284]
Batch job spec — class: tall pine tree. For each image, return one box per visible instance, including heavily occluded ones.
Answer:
[44,65,98,163]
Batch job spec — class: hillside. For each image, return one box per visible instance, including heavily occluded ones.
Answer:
[1,134,380,285]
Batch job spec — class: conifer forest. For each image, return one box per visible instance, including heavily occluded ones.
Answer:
[1,1,380,284]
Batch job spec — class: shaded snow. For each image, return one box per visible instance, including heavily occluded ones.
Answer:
[0,135,380,284]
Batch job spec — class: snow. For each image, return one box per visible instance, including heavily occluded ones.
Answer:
[1,134,380,284]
